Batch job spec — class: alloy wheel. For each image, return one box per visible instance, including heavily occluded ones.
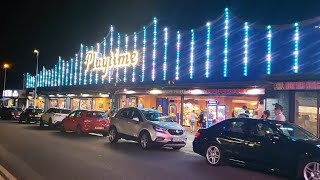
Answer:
[109,129,115,141]
[206,146,221,165]
[304,162,320,180]
[140,134,148,148]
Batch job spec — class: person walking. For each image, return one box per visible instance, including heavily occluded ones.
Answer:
[198,111,204,128]
[190,110,197,133]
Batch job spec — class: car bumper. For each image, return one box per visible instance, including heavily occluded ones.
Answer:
[83,124,109,134]
[193,138,206,156]
[152,131,187,147]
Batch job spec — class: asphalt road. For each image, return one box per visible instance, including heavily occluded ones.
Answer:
[0,120,287,180]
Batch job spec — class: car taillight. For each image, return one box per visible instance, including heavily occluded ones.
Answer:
[28,114,34,117]
[11,112,14,115]
[195,131,201,138]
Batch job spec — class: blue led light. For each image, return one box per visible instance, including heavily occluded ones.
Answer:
[58,56,62,86]
[62,60,65,86]
[206,23,210,78]
[223,8,229,77]
[244,22,249,76]
[175,31,181,80]
[102,37,106,84]
[47,71,50,87]
[116,33,120,83]
[95,43,99,84]
[124,34,128,83]
[54,65,58,86]
[190,29,195,79]
[293,22,299,73]
[109,25,114,83]
[141,26,146,82]
[79,44,83,85]
[66,61,69,85]
[84,46,88,85]
[152,17,157,81]
[266,25,272,75]
[89,46,93,84]
[132,32,137,82]
[74,54,78,85]
[70,58,73,86]
[163,27,168,80]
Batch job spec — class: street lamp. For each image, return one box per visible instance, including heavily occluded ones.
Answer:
[3,63,9,106]
[33,49,39,107]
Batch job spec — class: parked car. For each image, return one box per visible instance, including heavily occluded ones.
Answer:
[60,110,109,136]
[108,107,187,150]
[40,108,71,128]
[19,108,44,123]
[0,107,23,120]
[193,118,320,179]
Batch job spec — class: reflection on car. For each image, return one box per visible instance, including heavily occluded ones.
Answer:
[193,118,320,179]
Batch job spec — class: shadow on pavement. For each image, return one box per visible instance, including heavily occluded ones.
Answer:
[51,131,105,140]
[23,125,58,131]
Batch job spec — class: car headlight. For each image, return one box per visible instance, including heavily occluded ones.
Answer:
[153,126,167,133]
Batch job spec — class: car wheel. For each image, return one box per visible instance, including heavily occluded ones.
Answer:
[303,161,320,180]
[76,125,84,136]
[60,123,66,133]
[39,119,44,128]
[172,147,182,150]
[48,118,53,129]
[206,145,222,166]
[140,132,152,150]
[19,117,22,123]
[26,118,30,124]
[108,128,119,143]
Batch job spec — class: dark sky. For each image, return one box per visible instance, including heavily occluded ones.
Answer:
[1,0,320,89]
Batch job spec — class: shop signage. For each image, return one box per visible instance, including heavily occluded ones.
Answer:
[3,90,20,97]
[274,81,320,90]
[84,50,139,78]
[207,100,219,105]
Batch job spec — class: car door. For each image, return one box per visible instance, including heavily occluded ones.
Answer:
[115,108,132,135]
[43,108,53,122]
[219,119,249,162]
[64,111,77,130]
[126,109,143,138]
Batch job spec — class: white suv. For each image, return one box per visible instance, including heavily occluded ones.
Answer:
[109,107,187,150]
[40,108,71,128]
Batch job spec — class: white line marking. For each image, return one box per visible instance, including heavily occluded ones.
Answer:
[88,133,103,137]
[0,164,16,180]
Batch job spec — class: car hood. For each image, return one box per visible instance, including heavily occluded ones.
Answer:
[151,121,184,130]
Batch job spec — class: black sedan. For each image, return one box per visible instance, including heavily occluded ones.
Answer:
[193,118,320,179]
[19,108,43,123]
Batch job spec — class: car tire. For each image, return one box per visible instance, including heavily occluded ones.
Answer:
[172,147,182,150]
[39,119,44,128]
[108,128,119,143]
[26,118,30,124]
[139,132,152,150]
[19,117,22,123]
[300,160,320,180]
[206,145,222,166]
[76,125,84,136]
[60,123,66,133]
[48,118,53,129]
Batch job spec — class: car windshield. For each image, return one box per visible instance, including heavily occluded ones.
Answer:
[271,122,317,141]
[87,111,107,118]
[141,110,173,122]
[29,109,43,114]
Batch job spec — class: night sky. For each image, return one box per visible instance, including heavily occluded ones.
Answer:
[1,0,320,89]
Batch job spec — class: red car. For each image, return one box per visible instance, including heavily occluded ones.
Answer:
[60,110,109,136]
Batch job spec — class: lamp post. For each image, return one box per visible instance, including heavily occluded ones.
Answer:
[34,49,39,107]
[2,63,9,105]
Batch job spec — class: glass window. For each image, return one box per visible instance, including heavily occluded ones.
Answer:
[86,111,107,118]
[68,111,77,118]
[295,92,317,135]
[249,121,274,137]
[118,109,131,119]
[224,120,248,134]
[132,110,143,121]
[75,111,83,118]
[272,122,317,141]
[59,109,71,114]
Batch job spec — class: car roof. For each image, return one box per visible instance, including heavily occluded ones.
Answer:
[225,118,289,125]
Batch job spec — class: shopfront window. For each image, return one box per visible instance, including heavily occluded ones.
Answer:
[295,92,317,136]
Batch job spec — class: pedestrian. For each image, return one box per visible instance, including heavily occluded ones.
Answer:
[274,104,286,121]
[253,111,259,119]
[239,105,248,115]
[198,111,204,128]
[238,109,250,118]
[190,110,197,133]
[261,110,271,120]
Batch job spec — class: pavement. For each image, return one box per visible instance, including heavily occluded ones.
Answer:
[0,120,287,180]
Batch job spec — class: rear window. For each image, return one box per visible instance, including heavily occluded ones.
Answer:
[28,109,43,114]
[55,109,71,114]
[86,111,107,118]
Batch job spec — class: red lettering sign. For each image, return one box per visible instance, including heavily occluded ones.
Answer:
[295,82,305,89]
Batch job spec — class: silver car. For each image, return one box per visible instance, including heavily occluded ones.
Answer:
[108,107,187,150]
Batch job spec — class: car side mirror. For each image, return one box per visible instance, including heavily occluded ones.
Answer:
[132,117,139,122]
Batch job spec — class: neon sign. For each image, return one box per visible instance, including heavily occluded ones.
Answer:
[84,50,139,78]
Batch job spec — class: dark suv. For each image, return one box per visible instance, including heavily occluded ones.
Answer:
[19,108,44,123]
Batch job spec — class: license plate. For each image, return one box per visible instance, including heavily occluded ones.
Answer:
[95,127,104,130]
[35,115,41,118]
[172,137,184,142]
